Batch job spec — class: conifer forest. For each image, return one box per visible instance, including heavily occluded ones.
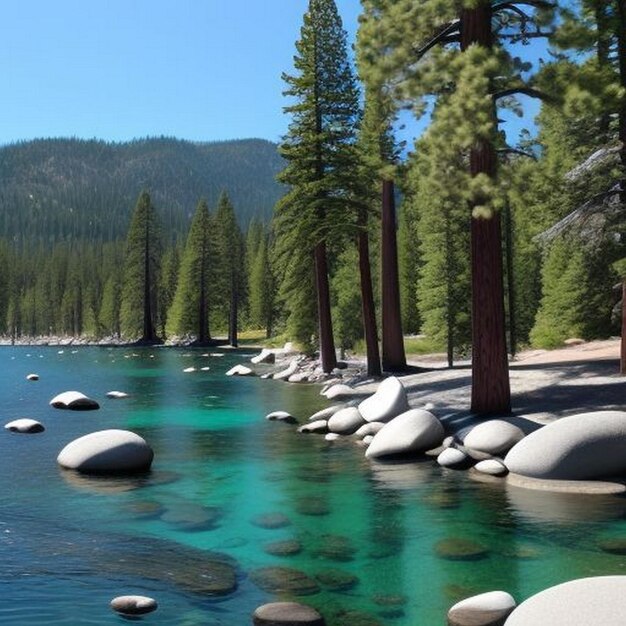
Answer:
[2,1,625,413]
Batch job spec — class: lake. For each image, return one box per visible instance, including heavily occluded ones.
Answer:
[1,346,625,625]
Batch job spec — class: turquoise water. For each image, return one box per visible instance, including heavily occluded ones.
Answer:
[1,346,625,625]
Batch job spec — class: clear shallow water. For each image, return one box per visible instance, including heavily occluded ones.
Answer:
[0,346,625,625]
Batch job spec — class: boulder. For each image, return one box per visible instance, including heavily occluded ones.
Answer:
[463,420,525,456]
[327,407,365,435]
[504,576,626,626]
[358,377,409,423]
[183,366,196,373]
[298,420,328,434]
[362,435,374,445]
[49,391,99,411]
[274,360,299,381]
[57,429,153,474]
[325,433,341,441]
[288,372,309,383]
[354,422,385,438]
[250,567,320,596]
[309,405,343,422]
[226,364,254,376]
[365,409,444,459]
[437,447,470,469]
[266,411,297,424]
[447,591,515,626]
[504,411,626,480]
[106,391,129,399]
[322,384,357,400]
[251,349,276,364]
[253,602,325,626]
[110,595,158,616]
[26,373,39,381]
[474,459,508,477]
[5,418,45,434]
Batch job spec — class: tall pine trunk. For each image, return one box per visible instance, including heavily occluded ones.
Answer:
[617,0,626,374]
[314,241,337,372]
[358,207,381,376]
[381,179,407,371]
[461,4,511,414]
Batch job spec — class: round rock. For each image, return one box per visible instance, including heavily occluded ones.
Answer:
[437,447,470,469]
[266,411,297,424]
[504,411,626,480]
[474,459,508,477]
[5,418,45,434]
[358,376,409,423]
[57,429,153,474]
[463,420,525,456]
[328,407,365,435]
[322,383,357,400]
[110,595,157,616]
[250,567,320,596]
[253,602,325,626]
[435,538,489,561]
[354,422,385,438]
[26,373,39,381]
[505,576,626,626]
[298,420,328,434]
[106,390,129,399]
[308,405,343,422]
[226,364,254,376]
[365,409,444,459]
[447,591,515,626]
[50,390,99,411]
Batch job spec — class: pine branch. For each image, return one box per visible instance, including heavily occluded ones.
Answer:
[414,20,461,59]
[493,86,556,104]
[492,0,557,11]
[497,147,538,161]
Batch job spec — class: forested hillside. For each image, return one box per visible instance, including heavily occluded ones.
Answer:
[0,137,284,244]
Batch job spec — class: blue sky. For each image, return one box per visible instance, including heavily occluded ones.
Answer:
[1,1,545,149]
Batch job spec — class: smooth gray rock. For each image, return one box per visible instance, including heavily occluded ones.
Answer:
[50,390,99,411]
[274,360,299,381]
[325,433,340,441]
[106,390,129,399]
[26,373,39,381]
[327,407,365,435]
[253,601,326,625]
[362,435,374,445]
[504,576,626,626]
[266,411,297,424]
[298,420,328,434]
[447,591,515,626]
[4,418,44,434]
[226,364,254,376]
[365,409,444,459]
[474,459,508,476]
[354,422,385,438]
[437,447,470,469]
[358,376,409,423]
[57,429,153,474]
[463,420,525,456]
[309,405,343,422]
[322,384,356,400]
[251,349,276,364]
[110,595,157,616]
[504,411,626,480]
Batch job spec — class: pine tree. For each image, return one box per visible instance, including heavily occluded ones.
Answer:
[120,191,162,343]
[358,0,557,413]
[248,229,275,337]
[274,0,360,371]
[332,244,364,355]
[99,275,121,338]
[158,242,181,339]
[166,200,214,343]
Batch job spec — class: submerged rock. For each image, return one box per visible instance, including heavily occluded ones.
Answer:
[50,390,99,410]
[447,590,516,626]
[505,411,626,480]
[110,595,157,616]
[250,567,320,596]
[57,429,153,474]
[314,568,359,591]
[264,538,302,557]
[358,377,409,423]
[5,418,44,434]
[435,538,489,561]
[160,503,222,531]
[251,512,292,530]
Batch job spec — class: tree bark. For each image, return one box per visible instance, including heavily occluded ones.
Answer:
[461,3,511,414]
[314,241,337,373]
[381,179,407,372]
[617,0,626,374]
[358,211,381,376]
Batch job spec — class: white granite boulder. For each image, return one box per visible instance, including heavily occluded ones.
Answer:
[225,364,254,377]
[504,411,626,480]
[322,383,357,400]
[325,433,340,441]
[298,420,328,434]
[57,429,153,474]
[437,447,470,469]
[448,591,516,626]
[50,391,100,411]
[365,409,444,459]
[26,373,39,381]
[273,360,299,381]
[5,418,45,434]
[266,411,297,424]
[327,407,365,435]
[463,420,525,456]
[308,405,343,422]
[106,391,129,399]
[354,422,385,438]
[474,459,508,477]
[358,376,409,423]
[504,576,626,626]
[251,349,276,364]
[110,595,158,616]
